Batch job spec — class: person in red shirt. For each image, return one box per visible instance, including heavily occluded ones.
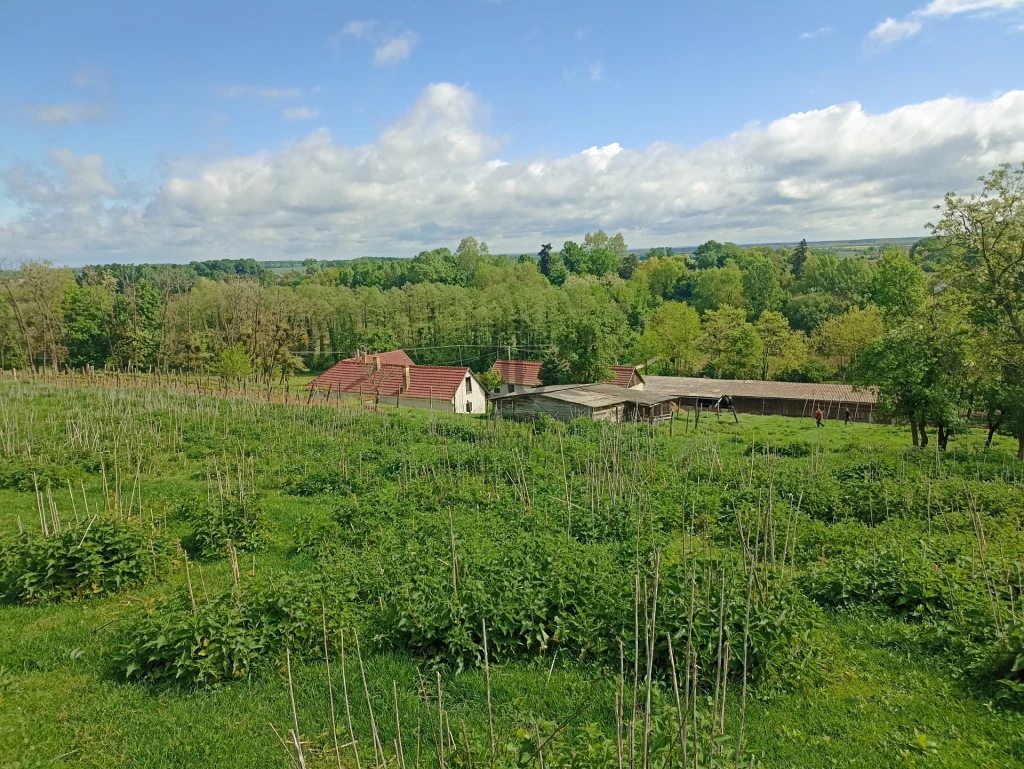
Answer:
[815,408,824,428]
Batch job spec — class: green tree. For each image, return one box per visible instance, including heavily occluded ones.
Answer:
[649,302,701,374]
[538,352,568,386]
[618,252,640,280]
[455,237,490,285]
[212,343,253,389]
[871,251,926,321]
[755,310,806,381]
[931,163,1024,458]
[791,238,809,279]
[701,307,762,379]
[814,305,884,380]
[560,241,589,274]
[692,264,746,314]
[741,255,783,320]
[477,368,503,393]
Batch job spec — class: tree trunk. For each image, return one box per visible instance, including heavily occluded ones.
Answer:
[986,423,999,449]
[918,419,929,449]
[937,423,948,451]
[909,416,920,447]
[1018,418,1024,461]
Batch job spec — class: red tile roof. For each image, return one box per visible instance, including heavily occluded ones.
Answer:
[492,360,542,386]
[310,361,470,401]
[606,366,643,388]
[342,349,415,366]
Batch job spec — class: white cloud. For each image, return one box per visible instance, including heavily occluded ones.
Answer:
[374,32,418,65]
[921,0,1024,14]
[800,26,833,39]
[72,64,110,90]
[213,85,303,100]
[868,17,924,45]
[283,106,321,121]
[588,62,605,82]
[4,84,1024,262]
[868,0,1024,47]
[22,103,105,125]
[340,19,376,39]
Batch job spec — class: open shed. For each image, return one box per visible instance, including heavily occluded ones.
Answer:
[492,383,677,424]
[643,376,878,422]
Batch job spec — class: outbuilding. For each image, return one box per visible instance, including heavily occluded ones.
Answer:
[491,383,677,424]
[643,376,877,422]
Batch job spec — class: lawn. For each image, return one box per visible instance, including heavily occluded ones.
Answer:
[1,381,1022,768]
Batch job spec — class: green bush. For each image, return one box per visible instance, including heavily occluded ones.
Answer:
[115,573,361,685]
[177,494,269,556]
[0,517,172,604]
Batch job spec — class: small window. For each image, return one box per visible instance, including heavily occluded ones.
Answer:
[466,401,473,413]
[465,376,472,393]
[509,384,516,393]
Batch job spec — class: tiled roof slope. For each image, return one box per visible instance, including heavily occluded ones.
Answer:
[606,366,643,388]
[493,360,642,388]
[310,361,469,401]
[643,376,877,404]
[342,349,415,366]
[492,360,543,386]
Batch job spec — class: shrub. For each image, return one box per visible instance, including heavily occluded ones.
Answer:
[177,494,269,556]
[0,517,172,604]
[115,573,361,685]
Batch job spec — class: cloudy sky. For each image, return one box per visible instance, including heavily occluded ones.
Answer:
[2,0,1024,266]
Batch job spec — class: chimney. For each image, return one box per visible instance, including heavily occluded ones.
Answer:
[374,355,381,371]
[362,352,369,364]
[403,365,411,392]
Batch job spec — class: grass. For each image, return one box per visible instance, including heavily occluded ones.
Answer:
[0,380,1022,768]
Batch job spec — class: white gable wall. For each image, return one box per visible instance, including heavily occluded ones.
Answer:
[454,372,488,414]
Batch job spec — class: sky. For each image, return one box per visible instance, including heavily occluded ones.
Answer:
[1,0,1024,266]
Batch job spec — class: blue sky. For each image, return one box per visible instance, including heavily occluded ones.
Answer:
[2,0,1024,265]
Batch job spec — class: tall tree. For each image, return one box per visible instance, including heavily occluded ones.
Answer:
[701,307,762,380]
[931,163,1024,458]
[791,238,809,279]
[649,302,701,374]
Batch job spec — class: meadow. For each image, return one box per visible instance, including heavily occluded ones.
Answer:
[1,379,1023,769]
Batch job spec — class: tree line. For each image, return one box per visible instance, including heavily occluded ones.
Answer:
[1,164,1022,454]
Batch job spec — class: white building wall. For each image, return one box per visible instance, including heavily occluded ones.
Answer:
[454,372,488,414]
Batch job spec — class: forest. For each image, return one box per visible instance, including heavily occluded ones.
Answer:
[1,164,1022,455]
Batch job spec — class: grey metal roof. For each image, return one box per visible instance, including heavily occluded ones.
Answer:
[494,382,678,409]
[643,376,878,404]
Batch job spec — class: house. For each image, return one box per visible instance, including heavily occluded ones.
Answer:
[344,349,415,367]
[490,360,542,395]
[643,376,878,422]
[491,383,678,424]
[308,355,487,414]
[489,360,645,395]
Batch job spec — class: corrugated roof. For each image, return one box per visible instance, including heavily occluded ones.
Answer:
[492,360,542,386]
[493,383,677,408]
[643,376,877,404]
[343,349,415,367]
[309,361,471,401]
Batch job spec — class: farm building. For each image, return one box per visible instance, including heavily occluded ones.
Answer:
[490,360,542,395]
[343,349,415,366]
[491,383,678,424]
[643,376,878,422]
[489,360,645,395]
[308,354,486,414]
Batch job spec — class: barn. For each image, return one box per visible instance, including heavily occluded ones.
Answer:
[489,360,646,395]
[308,352,487,414]
[643,376,878,422]
[491,383,677,424]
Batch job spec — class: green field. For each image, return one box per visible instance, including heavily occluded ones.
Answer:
[1,382,1022,768]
